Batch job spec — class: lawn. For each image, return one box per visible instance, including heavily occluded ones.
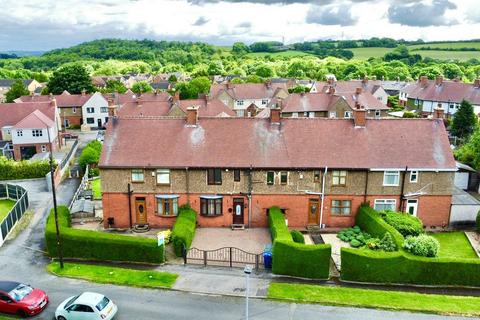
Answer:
[268,283,480,317]
[430,232,478,259]
[350,45,480,61]
[47,262,178,289]
[0,199,15,222]
[91,178,102,200]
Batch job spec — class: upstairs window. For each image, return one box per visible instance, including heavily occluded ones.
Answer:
[131,169,144,182]
[410,170,418,183]
[261,99,268,105]
[280,171,288,185]
[233,169,241,182]
[344,111,352,118]
[86,107,94,113]
[236,100,244,106]
[329,112,336,118]
[267,171,275,185]
[314,170,321,183]
[375,110,381,118]
[17,130,23,137]
[383,171,400,186]
[100,107,108,113]
[32,129,43,137]
[207,168,222,185]
[156,169,170,185]
[332,170,347,186]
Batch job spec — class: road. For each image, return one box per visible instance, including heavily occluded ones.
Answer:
[0,147,473,319]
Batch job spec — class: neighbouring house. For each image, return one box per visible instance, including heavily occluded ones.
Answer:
[454,161,478,191]
[400,76,480,117]
[209,81,289,117]
[81,92,110,130]
[296,79,318,93]
[0,100,60,160]
[317,77,389,105]
[151,81,171,92]
[276,90,389,119]
[99,106,455,230]
[168,94,236,118]
[380,80,410,96]
[0,79,42,102]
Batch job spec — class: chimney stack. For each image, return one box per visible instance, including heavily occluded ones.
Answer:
[353,103,366,128]
[419,76,428,87]
[186,106,198,126]
[107,99,117,118]
[270,107,281,124]
[435,76,444,86]
[265,79,272,89]
[226,81,233,90]
[50,97,57,108]
[328,86,335,94]
[355,87,362,95]
[371,75,377,81]
[362,76,368,84]
[433,104,444,119]
[81,89,86,96]
[474,79,480,88]
[172,91,180,104]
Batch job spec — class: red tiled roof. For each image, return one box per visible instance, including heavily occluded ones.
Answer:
[100,117,455,170]
[0,102,55,130]
[14,109,54,129]
[210,83,287,100]
[177,99,236,117]
[17,94,91,107]
[402,80,480,105]
[103,92,171,105]
[343,92,389,110]
[117,101,172,117]
[316,80,384,95]
[280,93,342,112]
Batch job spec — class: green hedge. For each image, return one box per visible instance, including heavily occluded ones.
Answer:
[341,205,480,287]
[0,156,53,180]
[172,205,197,257]
[45,206,164,263]
[355,204,404,248]
[268,206,331,280]
[290,230,305,244]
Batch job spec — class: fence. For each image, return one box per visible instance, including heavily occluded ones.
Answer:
[60,139,79,170]
[0,183,29,247]
[69,165,89,211]
[184,246,264,270]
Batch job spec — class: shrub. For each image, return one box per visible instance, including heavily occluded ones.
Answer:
[290,230,305,244]
[68,124,81,130]
[365,238,381,250]
[381,211,424,237]
[337,226,371,247]
[379,232,397,252]
[171,205,197,257]
[268,207,292,242]
[403,234,440,257]
[158,230,172,245]
[0,156,53,180]
[476,211,480,233]
[79,140,102,171]
[45,206,164,263]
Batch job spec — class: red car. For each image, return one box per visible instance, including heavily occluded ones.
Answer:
[0,281,48,317]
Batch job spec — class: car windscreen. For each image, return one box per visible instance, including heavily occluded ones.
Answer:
[8,284,33,302]
[65,295,80,309]
[96,296,110,312]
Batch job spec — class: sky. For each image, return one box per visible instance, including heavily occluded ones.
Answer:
[1,0,480,51]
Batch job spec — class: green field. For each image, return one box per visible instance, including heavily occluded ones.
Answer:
[0,199,15,221]
[268,283,480,317]
[349,47,392,60]
[246,50,314,58]
[430,232,478,259]
[408,41,480,50]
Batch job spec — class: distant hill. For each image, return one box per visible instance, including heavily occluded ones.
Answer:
[1,50,44,57]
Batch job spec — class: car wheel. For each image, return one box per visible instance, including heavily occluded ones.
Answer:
[57,316,67,320]
[16,309,28,318]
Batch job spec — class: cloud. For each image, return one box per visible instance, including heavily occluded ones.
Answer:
[193,16,209,25]
[306,4,357,26]
[388,0,457,26]
[236,22,252,28]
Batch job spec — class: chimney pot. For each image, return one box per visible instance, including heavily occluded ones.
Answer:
[362,76,368,84]
[50,97,57,108]
[355,87,362,95]
[433,105,445,119]
[270,108,281,124]
[81,89,86,96]
[186,106,198,126]
[172,91,180,103]
[420,76,428,87]
[435,76,444,86]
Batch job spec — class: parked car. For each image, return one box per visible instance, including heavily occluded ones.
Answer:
[63,132,79,140]
[0,281,48,317]
[55,292,117,320]
[96,131,105,142]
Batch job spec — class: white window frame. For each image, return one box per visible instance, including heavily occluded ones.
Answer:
[383,170,400,186]
[72,107,77,113]
[329,112,336,118]
[374,199,397,211]
[344,111,352,118]
[17,130,23,137]
[332,170,347,186]
[406,199,418,216]
[236,100,244,106]
[131,169,144,182]
[86,107,95,113]
[41,145,47,152]
[410,170,418,183]
[100,107,108,113]
[236,109,245,117]
[261,99,268,105]
[309,112,315,118]
[374,110,381,118]
[292,112,298,118]
[156,169,170,185]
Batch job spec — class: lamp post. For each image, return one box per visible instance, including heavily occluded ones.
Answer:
[244,265,253,320]
[40,118,64,269]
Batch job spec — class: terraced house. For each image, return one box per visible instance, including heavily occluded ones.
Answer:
[99,106,456,230]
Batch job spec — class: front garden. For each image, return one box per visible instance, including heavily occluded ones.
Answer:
[0,199,15,221]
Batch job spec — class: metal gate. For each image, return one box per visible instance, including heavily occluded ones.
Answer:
[184,247,264,270]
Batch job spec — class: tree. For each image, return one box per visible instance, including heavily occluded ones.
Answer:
[5,80,29,102]
[232,42,249,55]
[176,76,211,99]
[131,81,153,94]
[255,64,274,78]
[168,74,177,82]
[48,64,94,94]
[244,75,263,83]
[288,86,309,94]
[451,100,478,140]
[102,79,127,94]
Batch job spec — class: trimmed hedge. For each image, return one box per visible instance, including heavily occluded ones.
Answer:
[45,206,164,263]
[476,211,480,233]
[381,210,424,237]
[0,156,53,180]
[290,230,305,244]
[355,204,404,248]
[341,205,480,287]
[269,206,331,280]
[172,205,197,257]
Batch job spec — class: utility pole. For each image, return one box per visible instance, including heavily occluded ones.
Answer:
[244,265,253,320]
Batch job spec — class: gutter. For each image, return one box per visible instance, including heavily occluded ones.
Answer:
[319,166,327,228]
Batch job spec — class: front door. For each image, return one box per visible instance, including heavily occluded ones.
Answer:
[233,198,244,224]
[97,118,102,128]
[135,197,147,225]
[308,199,319,225]
[64,118,70,128]
[406,199,418,216]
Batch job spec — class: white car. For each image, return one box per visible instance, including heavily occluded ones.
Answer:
[55,292,117,320]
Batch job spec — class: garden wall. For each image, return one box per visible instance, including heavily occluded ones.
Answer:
[45,206,164,264]
[269,207,331,279]
[341,205,480,287]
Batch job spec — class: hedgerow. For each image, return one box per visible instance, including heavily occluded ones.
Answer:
[171,204,197,257]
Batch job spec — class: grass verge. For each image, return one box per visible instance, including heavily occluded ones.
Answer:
[47,262,178,289]
[0,199,15,221]
[431,232,478,259]
[268,283,480,317]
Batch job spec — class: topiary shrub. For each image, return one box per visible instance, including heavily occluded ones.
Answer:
[476,210,480,233]
[381,211,423,237]
[379,232,397,252]
[268,207,292,242]
[403,234,440,257]
[290,230,305,244]
[337,225,371,247]
[172,204,197,257]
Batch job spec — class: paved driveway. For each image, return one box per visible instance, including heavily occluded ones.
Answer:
[191,228,271,253]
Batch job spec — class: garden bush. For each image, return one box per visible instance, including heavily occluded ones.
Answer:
[79,140,102,171]
[337,226,372,247]
[379,232,397,252]
[476,210,480,233]
[0,156,53,180]
[403,234,440,257]
[45,206,164,263]
[356,204,404,248]
[171,205,197,257]
[268,206,331,279]
[290,230,305,244]
[381,210,424,237]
